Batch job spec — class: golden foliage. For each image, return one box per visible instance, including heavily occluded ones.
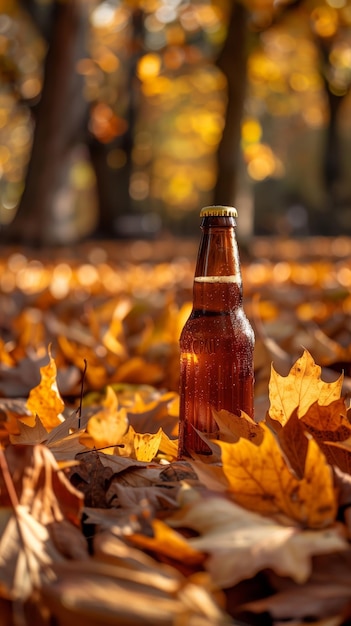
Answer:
[26,349,65,432]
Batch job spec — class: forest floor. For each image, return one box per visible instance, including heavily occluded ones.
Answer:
[1,235,351,625]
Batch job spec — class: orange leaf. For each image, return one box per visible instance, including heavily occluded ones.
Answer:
[117,425,163,462]
[113,356,163,385]
[269,349,343,426]
[26,349,65,432]
[212,408,264,445]
[80,387,128,453]
[218,423,337,528]
[129,518,204,566]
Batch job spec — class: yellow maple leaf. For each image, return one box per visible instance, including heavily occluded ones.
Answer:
[116,425,162,462]
[269,349,343,426]
[26,350,64,432]
[218,423,337,529]
[80,387,128,453]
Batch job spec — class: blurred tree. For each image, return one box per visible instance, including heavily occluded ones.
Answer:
[213,0,248,206]
[1,0,351,245]
[4,0,90,245]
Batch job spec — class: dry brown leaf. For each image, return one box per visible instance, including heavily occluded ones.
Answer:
[0,444,83,526]
[40,557,230,626]
[167,488,347,589]
[300,399,351,474]
[106,482,179,511]
[266,408,309,479]
[0,445,86,601]
[241,582,351,623]
[301,398,351,442]
[9,414,48,445]
[0,505,65,601]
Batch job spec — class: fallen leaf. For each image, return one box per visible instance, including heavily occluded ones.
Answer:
[116,425,163,462]
[212,408,264,445]
[269,350,343,426]
[167,489,347,588]
[129,518,204,566]
[0,444,83,526]
[80,387,129,452]
[266,408,309,479]
[301,398,351,474]
[218,423,337,528]
[0,505,65,600]
[26,348,65,432]
[40,556,230,626]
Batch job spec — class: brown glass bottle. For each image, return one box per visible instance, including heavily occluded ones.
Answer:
[178,205,254,458]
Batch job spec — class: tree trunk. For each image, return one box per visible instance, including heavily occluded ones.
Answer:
[3,0,89,246]
[213,1,249,206]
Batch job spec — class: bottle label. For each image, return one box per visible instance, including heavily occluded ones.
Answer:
[191,338,216,354]
[194,275,240,283]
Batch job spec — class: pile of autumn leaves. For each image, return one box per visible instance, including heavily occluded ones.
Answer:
[1,348,351,625]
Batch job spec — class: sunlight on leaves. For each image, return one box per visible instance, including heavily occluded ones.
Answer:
[269,349,343,425]
[218,423,337,528]
[129,518,204,566]
[117,425,163,462]
[80,386,128,452]
[26,348,65,432]
[168,488,347,589]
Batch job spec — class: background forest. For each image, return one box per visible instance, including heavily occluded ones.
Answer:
[0,0,351,246]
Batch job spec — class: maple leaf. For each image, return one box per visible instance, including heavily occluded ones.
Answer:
[269,349,343,425]
[167,488,347,589]
[217,423,337,528]
[117,425,163,462]
[26,348,65,432]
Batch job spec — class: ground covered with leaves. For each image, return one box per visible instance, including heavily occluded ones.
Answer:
[1,237,351,626]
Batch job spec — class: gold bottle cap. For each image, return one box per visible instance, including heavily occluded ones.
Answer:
[200,205,238,217]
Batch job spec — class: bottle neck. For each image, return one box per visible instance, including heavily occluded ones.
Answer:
[195,216,242,280]
[193,216,243,310]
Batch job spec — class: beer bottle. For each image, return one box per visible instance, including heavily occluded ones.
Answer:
[178,205,254,458]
